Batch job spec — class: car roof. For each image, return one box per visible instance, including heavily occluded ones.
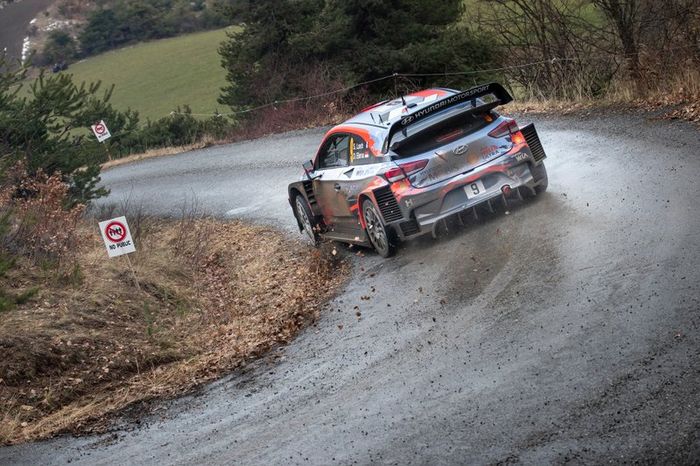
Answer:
[327,88,460,137]
[320,88,461,156]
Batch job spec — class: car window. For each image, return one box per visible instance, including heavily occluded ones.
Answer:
[349,135,373,166]
[318,135,350,169]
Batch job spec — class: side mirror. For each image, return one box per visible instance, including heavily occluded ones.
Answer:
[302,160,314,178]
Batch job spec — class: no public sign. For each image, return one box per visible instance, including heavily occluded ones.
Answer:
[99,216,136,258]
[91,120,112,143]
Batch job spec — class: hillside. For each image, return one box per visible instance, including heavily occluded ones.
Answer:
[66,27,231,122]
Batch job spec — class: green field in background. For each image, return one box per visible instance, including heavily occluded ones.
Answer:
[66,28,233,122]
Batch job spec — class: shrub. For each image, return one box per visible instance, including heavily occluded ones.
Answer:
[1,166,85,262]
[38,30,77,66]
[110,108,234,157]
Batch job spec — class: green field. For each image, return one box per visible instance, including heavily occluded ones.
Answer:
[67,28,233,122]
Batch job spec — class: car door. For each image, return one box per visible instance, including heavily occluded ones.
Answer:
[313,134,354,232]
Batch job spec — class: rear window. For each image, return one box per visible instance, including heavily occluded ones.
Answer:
[390,111,491,158]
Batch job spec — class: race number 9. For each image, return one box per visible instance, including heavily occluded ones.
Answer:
[465,179,486,200]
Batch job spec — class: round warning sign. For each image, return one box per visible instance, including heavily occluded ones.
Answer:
[91,120,112,143]
[104,221,127,243]
[99,216,135,258]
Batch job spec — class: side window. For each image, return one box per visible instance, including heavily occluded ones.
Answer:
[318,135,350,169]
[349,135,373,166]
[350,135,389,166]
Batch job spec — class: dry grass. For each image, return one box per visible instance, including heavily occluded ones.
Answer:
[0,217,347,445]
[101,135,223,170]
[507,67,700,125]
[624,68,700,123]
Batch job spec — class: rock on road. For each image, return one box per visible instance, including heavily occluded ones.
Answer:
[2,113,699,465]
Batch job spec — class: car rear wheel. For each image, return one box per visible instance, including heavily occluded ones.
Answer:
[533,162,548,193]
[294,195,319,246]
[362,199,396,258]
[521,163,548,198]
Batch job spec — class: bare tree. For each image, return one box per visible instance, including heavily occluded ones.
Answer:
[593,0,642,80]
[478,0,614,98]
[593,0,699,87]
[476,0,699,96]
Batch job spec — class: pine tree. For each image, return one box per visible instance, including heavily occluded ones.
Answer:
[0,54,139,204]
[218,0,493,110]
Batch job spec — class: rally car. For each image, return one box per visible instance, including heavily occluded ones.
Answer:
[288,82,548,257]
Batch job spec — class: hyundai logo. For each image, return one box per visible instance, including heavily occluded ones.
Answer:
[453,144,469,156]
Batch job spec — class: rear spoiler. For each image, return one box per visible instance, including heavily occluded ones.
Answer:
[384,82,513,153]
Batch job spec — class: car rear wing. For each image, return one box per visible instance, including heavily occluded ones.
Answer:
[384,82,513,153]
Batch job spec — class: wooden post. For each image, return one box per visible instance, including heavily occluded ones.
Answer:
[124,253,140,292]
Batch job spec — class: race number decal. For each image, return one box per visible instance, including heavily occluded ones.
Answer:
[464,180,486,200]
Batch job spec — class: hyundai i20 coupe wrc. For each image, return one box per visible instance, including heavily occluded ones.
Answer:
[288,82,548,257]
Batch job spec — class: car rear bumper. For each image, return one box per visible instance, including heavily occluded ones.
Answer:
[384,152,546,240]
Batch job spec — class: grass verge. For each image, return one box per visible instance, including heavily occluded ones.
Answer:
[506,69,700,125]
[0,216,346,445]
[100,136,222,171]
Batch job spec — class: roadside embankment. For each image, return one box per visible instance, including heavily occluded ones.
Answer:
[0,210,346,445]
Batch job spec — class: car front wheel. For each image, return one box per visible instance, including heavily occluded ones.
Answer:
[295,195,319,246]
[362,199,396,258]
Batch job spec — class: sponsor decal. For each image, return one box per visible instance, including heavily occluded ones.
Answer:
[405,198,414,208]
[399,84,490,126]
[514,152,529,162]
[352,166,379,178]
[481,145,498,156]
[453,144,469,156]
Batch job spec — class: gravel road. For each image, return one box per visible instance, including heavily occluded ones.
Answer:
[1,112,699,465]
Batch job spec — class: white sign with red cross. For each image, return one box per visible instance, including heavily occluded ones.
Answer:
[91,120,112,143]
[98,216,136,258]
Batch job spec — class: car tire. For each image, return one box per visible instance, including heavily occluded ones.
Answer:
[362,199,396,258]
[521,163,548,198]
[533,162,548,193]
[294,194,320,246]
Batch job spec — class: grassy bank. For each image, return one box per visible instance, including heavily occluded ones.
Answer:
[0,214,346,445]
[506,68,700,125]
[65,28,232,122]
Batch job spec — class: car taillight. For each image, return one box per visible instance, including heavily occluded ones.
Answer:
[385,159,429,182]
[511,130,525,145]
[488,119,526,145]
[488,119,518,138]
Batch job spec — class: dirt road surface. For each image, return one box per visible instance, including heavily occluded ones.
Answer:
[1,113,699,464]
